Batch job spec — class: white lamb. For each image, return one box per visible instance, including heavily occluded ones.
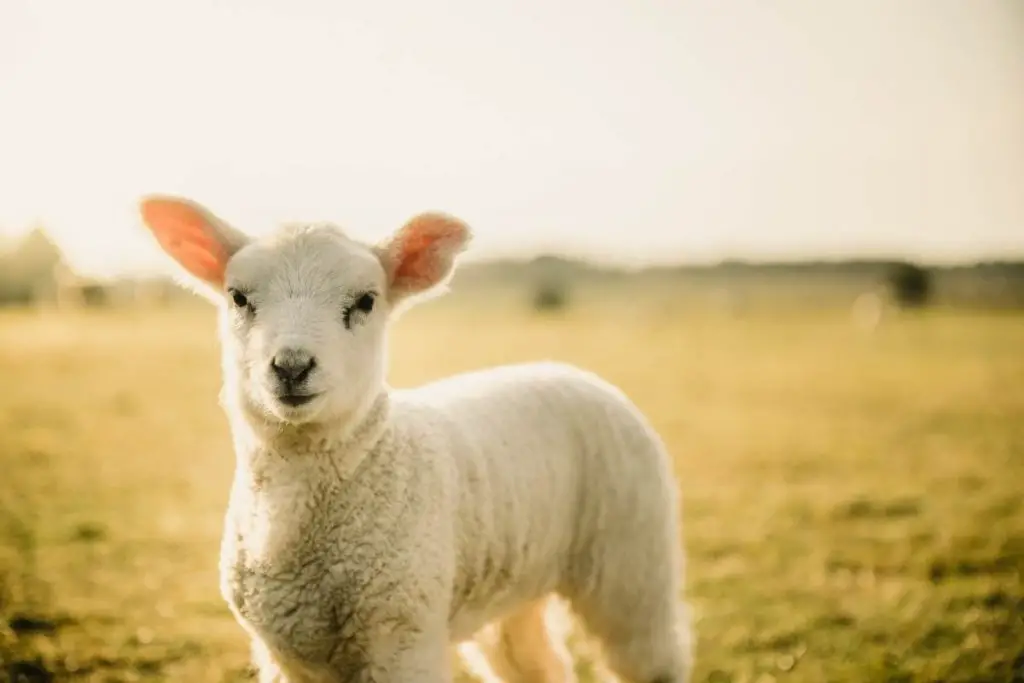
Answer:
[139,195,692,683]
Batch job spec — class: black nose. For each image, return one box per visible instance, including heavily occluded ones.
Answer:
[271,348,316,384]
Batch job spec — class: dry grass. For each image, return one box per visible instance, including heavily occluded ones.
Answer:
[1,300,1022,682]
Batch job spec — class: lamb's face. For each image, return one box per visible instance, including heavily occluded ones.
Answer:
[139,195,471,429]
[221,226,390,425]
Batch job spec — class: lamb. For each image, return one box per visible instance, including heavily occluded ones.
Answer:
[138,195,693,683]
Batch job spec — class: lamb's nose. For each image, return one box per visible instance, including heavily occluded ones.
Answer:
[270,348,316,384]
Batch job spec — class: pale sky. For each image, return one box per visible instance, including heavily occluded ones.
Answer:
[1,0,1022,277]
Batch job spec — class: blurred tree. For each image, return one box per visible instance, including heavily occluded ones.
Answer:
[885,262,932,308]
[531,279,569,312]
[526,255,574,313]
[0,226,66,304]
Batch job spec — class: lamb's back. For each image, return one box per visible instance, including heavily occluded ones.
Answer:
[399,359,635,422]
[394,361,643,479]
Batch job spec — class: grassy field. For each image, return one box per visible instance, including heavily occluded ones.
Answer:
[0,301,1022,682]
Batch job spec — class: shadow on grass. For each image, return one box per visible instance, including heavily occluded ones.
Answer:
[0,502,247,683]
[1,601,250,682]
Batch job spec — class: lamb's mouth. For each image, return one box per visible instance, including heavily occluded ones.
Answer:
[277,392,320,407]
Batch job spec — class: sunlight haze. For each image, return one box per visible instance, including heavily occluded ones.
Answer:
[1,0,1022,277]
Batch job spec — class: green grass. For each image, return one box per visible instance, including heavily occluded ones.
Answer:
[1,303,1022,682]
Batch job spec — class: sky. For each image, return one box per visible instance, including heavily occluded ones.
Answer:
[1,0,1022,277]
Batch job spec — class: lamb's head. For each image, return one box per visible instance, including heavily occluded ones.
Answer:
[139,195,471,427]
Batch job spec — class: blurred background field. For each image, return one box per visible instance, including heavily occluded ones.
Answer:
[1,264,1023,681]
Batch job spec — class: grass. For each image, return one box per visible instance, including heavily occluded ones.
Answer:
[0,300,1022,682]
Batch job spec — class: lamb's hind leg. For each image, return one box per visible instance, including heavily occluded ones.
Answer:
[475,597,577,683]
[569,568,692,683]
[566,485,692,683]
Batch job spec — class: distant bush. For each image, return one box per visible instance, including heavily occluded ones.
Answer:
[79,284,111,308]
[531,280,569,312]
[885,262,932,308]
[0,281,37,306]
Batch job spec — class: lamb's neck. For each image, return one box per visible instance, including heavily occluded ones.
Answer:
[223,392,410,568]
[230,391,392,486]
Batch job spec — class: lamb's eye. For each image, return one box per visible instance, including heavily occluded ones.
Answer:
[343,292,376,328]
[355,292,375,314]
[229,289,248,309]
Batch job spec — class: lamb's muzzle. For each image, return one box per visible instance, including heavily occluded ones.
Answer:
[270,347,316,384]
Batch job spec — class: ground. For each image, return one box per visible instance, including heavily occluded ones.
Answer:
[0,300,1022,682]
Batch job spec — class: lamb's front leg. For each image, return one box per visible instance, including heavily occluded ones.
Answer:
[327,628,452,683]
[251,638,286,683]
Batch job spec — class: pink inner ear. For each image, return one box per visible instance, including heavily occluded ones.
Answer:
[172,239,228,284]
[141,199,230,286]
[394,230,441,283]
[390,215,468,292]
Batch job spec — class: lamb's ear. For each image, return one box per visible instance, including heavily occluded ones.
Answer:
[375,212,472,306]
[138,195,249,299]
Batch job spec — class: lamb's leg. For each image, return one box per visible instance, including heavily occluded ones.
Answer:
[565,474,692,683]
[572,593,691,683]
[251,638,287,683]
[327,629,453,683]
[568,567,692,683]
[475,597,577,683]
